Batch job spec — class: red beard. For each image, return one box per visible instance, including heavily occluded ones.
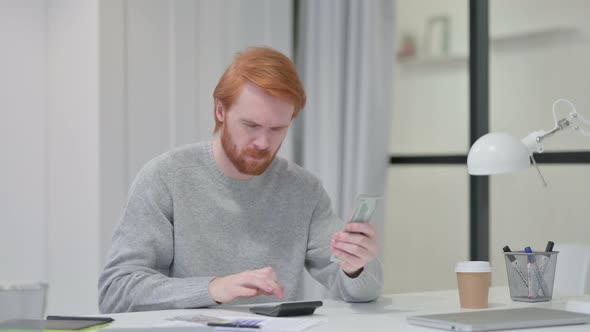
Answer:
[220,123,278,176]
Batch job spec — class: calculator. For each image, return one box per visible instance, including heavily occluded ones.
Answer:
[249,300,323,317]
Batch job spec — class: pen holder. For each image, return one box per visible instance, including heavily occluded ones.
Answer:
[0,282,48,331]
[503,251,558,302]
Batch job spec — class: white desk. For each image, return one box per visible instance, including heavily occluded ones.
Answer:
[103,287,590,331]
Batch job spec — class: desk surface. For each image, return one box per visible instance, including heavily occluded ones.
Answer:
[103,287,590,331]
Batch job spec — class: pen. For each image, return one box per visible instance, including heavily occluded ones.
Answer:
[525,246,548,298]
[207,321,261,329]
[503,246,528,287]
[525,246,536,299]
[539,241,554,274]
[545,241,555,252]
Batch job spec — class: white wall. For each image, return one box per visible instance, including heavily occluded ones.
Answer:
[0,0,48,284]
[1,0,293,314]
[99,0,128,268]
[384,166,469,293]
[1,0,102,314]
[46,0,101,314]
[390,0,468,155]
[385,0,469,294]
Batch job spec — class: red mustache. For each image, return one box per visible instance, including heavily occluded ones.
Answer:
[243,148,271,159]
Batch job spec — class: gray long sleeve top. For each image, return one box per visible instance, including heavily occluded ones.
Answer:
[98,142,383,313]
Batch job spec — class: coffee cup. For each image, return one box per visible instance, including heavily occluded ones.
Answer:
[455,261,491,309]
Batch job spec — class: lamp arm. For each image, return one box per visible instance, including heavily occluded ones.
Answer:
[521,99,590,153]
[550,99,590,139]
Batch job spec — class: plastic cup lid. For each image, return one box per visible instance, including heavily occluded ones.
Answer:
[455,261,491,273]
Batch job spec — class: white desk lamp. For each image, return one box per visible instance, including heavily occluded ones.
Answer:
[467,99,590,186]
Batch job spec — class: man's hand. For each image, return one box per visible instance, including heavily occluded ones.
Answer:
[331,223,378,277]
[208,266,284,304]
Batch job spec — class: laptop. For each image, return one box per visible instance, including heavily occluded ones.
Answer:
[407,308,590,331]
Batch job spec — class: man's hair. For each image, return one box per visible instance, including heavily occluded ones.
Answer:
[212,46,306,134]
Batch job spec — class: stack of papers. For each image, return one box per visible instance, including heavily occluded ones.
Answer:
[164,310,323,331]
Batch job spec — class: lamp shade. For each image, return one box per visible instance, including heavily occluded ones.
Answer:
[467,132,531,175]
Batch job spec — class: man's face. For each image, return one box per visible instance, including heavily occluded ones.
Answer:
[218,82,294,176]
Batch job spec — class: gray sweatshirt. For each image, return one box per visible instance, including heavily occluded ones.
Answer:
[98,142,383,313]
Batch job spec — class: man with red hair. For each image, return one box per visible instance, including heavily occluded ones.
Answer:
[99,47,382,313]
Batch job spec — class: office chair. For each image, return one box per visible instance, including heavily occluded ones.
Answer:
[552,243,590,296]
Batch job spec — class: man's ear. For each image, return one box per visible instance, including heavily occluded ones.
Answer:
[215,100,225,122]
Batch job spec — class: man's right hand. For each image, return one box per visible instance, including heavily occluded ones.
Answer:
[208,266,285,304]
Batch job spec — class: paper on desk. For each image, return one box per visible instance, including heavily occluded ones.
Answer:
[252,317,322,332]
[105,326,212,332]
[164,311,324,332]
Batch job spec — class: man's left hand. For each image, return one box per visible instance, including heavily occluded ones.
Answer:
[330,222,378,277]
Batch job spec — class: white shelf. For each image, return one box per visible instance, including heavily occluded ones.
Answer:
[490,26,580,42]
[397,27,582,68]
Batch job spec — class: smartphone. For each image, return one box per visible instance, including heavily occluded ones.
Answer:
[330,194,382,262]
[348,194,382,223]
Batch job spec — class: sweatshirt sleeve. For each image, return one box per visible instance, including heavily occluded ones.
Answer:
[98,159,217,313]
[304,182,383,302]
